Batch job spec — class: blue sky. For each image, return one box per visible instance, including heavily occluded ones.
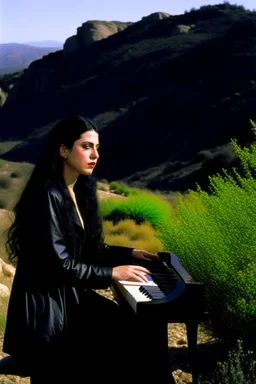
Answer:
[0,0,255,44]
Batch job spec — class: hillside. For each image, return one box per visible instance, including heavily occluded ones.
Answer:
[0,43,61,74]
[0,3,256,192]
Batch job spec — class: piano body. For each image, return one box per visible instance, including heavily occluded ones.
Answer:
[111,252,205,384]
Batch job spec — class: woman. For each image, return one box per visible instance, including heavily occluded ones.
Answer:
[3,115,159,383]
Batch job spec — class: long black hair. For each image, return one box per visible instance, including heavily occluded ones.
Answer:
[6,115,104,263]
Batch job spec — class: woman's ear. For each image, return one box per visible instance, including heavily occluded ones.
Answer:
[59,144,68,159]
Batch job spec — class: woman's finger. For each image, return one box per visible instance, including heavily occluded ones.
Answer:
[133,265,151,273]
[132,270,149,283]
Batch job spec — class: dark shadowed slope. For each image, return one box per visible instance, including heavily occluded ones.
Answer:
[1,4,256,192]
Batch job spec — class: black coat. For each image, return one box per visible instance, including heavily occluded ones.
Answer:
[3,179,133,358]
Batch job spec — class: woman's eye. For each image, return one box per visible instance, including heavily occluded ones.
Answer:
[82,144,99,150]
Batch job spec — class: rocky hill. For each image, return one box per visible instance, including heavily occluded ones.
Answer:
[0,4,256,192]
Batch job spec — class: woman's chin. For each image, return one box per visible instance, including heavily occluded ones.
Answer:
[83,169,94,175]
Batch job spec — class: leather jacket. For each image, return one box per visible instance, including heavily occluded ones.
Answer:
[3,179,133,358]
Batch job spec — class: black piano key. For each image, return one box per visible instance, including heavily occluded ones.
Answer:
[140,286,166,299]
[139,287,152,298]
[136,256,194,298]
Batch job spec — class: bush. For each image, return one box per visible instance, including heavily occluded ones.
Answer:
[103,219,163,253]
[199,340,256,384]
[157,123,256,343]
[109,181,139,197]
[10,170,20,178]
[100,191,172,228]
[104,233,131,247]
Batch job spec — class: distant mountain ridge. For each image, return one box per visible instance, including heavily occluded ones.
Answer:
[25,41,63,48]
[0,43,61,74]
[0,3,256,192]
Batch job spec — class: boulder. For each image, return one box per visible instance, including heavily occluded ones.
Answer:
[0,87,7,106]
[0,283,10,297]
[175,24,191,34]
[78,20,131,47]
[141,12,171,21]
[64,20,132,56]
[0,258,15,278]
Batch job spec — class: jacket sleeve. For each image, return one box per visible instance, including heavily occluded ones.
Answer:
[38,185,113,289]
[96,244,134,267]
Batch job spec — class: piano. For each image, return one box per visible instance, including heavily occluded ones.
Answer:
[111,252,205,384]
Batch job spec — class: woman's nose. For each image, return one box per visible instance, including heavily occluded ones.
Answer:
[91,148,99,158]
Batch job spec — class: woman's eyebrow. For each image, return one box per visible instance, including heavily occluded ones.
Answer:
[80,141,100,147]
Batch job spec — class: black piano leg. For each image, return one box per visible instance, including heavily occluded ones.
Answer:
[136,320,175,384]
[185,322,199,384]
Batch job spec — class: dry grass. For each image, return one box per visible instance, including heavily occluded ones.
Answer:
[97,189,126,200]
[103,219,164,253]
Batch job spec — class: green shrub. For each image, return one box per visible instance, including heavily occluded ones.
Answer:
[199,340,256,384]
[100,191,172,228]
[157,123,256,343]
[109,181,139,197]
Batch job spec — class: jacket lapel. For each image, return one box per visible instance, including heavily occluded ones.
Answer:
[71,205,85,238]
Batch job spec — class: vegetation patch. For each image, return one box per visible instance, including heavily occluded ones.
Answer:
[99,190,172,228]
[103,219,163,253]
[198,339,256,384]
[157,123,256,344]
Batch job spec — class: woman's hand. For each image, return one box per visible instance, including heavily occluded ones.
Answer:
[112,265,150,283]
[131,249,160,262]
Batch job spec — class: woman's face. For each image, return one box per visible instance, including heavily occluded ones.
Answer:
[61,130,99,177]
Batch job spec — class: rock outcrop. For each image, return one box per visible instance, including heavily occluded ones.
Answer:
[64,20,133,56]
[141,12,171,22]
[63,12,171,57]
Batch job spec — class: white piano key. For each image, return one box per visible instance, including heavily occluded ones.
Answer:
[114,281,156,312]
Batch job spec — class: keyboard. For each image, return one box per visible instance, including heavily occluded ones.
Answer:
[111,252,204,321]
